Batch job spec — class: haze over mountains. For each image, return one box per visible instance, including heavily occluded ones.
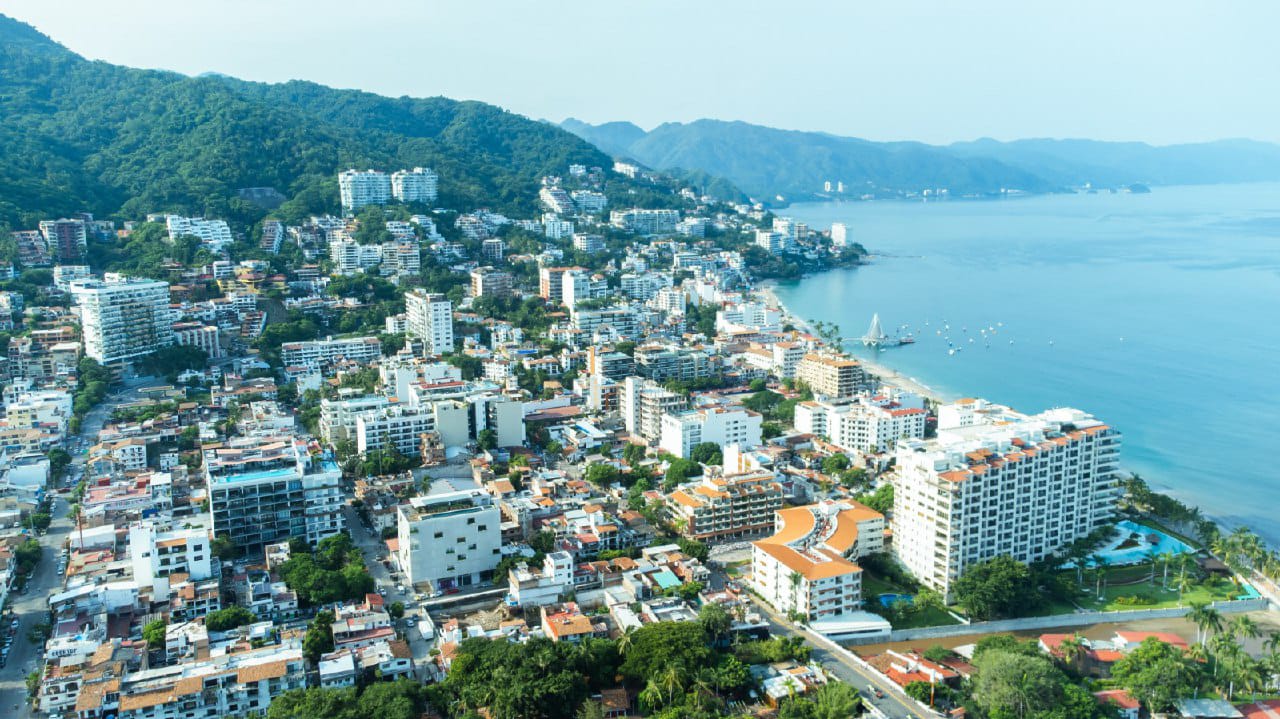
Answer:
[561,117,1280,201]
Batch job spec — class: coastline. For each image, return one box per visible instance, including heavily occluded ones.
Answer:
[758,279,950,403]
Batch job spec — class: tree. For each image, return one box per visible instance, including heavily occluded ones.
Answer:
[676,537,709,562]
[1111,637,1207,712]
[304,611,335,664]
[477,429,499,451]
[389,601,405,619]
[47,447,72,477]
[857,484,893,514]
[952,555,1043,620]
[143,619,167,648]
[820,453,851,474]
[619,621,712,687]
[584,463,621,487]
[689,442,723,466]
[622,442,647,466]
[664,458,701,486]
[972,649,1102,719]
[205,606,257,632]
[1188,601,1223,645]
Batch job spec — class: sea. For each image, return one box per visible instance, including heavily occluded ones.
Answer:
[772,183,1280,546]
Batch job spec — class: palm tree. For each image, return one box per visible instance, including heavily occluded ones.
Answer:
[1059,634,1087,674]
[1175,573,1196,604]
[1188,601,1224,645]
[1159,551,1175,589]
[1146,549,1160,585]
[1231,614,1262,641]
[658,666,685,706]
[1264,631,1280,656]
[788,571,803,615]
[1091,555,1110,601]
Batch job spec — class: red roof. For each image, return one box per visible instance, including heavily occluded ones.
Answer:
[1094,690,1140,710]
[1237,700,1280,719]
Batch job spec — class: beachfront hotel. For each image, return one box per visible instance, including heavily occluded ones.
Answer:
[796,353,866,399]
[891,402,1122,598]
[751,500,885,620]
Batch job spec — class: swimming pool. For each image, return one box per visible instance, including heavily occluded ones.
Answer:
[1086,520,1194,566]
[878,593,913,608]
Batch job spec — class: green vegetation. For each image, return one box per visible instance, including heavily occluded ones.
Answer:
[856,483,893,514]
[952,555,1046,621]
[277,533,375,605]
[204,606,257,632]
[303,610,335,664]
[142,619,167,648]
[970,642,1110,719]
[268,680,428,719]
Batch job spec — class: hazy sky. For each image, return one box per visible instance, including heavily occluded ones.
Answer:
[3,0,1277,145]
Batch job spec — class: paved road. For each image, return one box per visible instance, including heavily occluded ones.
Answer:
[747,597,936,719]
[341,504,437,679]
[0,377,159,715]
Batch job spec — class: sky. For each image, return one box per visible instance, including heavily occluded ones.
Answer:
[2,0,1278,145]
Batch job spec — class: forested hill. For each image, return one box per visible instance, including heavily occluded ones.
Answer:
[0,15,616,229]
[562,117,1280,201]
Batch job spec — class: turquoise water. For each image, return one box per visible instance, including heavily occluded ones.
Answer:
[1091,520,1194,567]
[773,184,1280,545]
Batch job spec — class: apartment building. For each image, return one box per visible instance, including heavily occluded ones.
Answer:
[539,187,575,215]
[751,500,885,620]
[892,405,1122,598]
[659,406,762,459]
[405,290,454,356]
[205,437,344,556]
[539,266,581,302]
[281,336,381,372]
[128,523,214,597]
[38,218,88,261]
[572,233,605,253]
[755,230,785,254]
[481,238,505,263]
[165,215,234,250]
[795,399,927,453]
[391,166,438,204]
[666,471,784,542]
[633,344,712,383]
[171,321,223,359]
[621,377,688,441]
[397,488,502,590]
[470,267,513,298]
[571,190,608,214]
[831,222,851,247]
[355,404,437,457]
[796,353,865,399]
[319,395,392,444]
[610,208,680,234]
[740,341,806,379]
[71,277,174,365]
[339,169,392,213]
[94,643,307,719]
[571,306,640,339]
[716,302,783,333]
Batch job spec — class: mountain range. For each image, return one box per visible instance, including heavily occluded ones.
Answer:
[561,118,1280,201]
[0,15,625,230]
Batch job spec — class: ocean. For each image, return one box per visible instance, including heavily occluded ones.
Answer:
[772,183,1280,545]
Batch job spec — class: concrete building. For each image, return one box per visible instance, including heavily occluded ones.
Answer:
[751,500,885,620]
[391,167,438,204]
[397,488,502,590]
[470,267,513,298]
[481,238,505,263]
[539,187,575,215]
[666,471,784,542]
[171,321,223,359]
[572,233,605,253]
[339,169,392,213]
[892,405,1122,598]
[831,222,850,247]
[128,523,214,600]
[405,290,454,356]
[71,277,174,365]
[571,306,640,339]
[281,336,382,373]
[205,437,345,557]
[621,377,687,442]
[716,302,782,333]
[571,190,608,214]
[633,344,712,383]
[610,208,680,235]
[796,353,865,400]
[38,218,88,261]
[659,406,762,459]
[165,215,234,251]
[794,399,927,453]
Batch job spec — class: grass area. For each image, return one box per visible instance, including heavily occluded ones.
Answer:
[862,574,906,598]
[892,606,962,629]
[722,559,750,578]
[860,569,963,628]
[1066,569,1245,612]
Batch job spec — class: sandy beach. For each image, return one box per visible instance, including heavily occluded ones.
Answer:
[758,281,949,403]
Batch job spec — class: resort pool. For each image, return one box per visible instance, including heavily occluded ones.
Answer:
[1085,520,1195,567]
[878,593,914,608]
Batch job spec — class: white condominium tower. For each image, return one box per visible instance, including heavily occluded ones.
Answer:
[339,169,392,213]
[392,167,439,204]
[70,277,174,364]
[405,290,454,356]
[892,403,1121,598]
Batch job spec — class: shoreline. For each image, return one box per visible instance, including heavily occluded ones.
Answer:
[758,280,949,403]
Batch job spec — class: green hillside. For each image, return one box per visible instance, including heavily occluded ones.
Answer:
[0,14,617,230]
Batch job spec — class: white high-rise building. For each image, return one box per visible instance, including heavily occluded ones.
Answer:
[405,290,454,356]
[659,406,763,458]
[128,523,213,600]
[391,167,438,204]
[794,399,927,454]
[339,169,392,213]
[831,222,850,247]
[164,216,234,251]
[892,405,1122,598]
[71,277,174,365]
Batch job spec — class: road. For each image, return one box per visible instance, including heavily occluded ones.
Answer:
[341,504,437,679]
[748,597,937,719]
[0,378,158,716]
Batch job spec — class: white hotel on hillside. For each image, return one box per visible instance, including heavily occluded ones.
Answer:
[892,400,1122,598]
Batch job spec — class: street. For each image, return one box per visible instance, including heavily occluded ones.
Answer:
[0,378,157,716]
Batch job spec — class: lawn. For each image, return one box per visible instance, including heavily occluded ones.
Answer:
[861,569,963,628]
[1065,568,1245,612]
[892,605,962,629]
